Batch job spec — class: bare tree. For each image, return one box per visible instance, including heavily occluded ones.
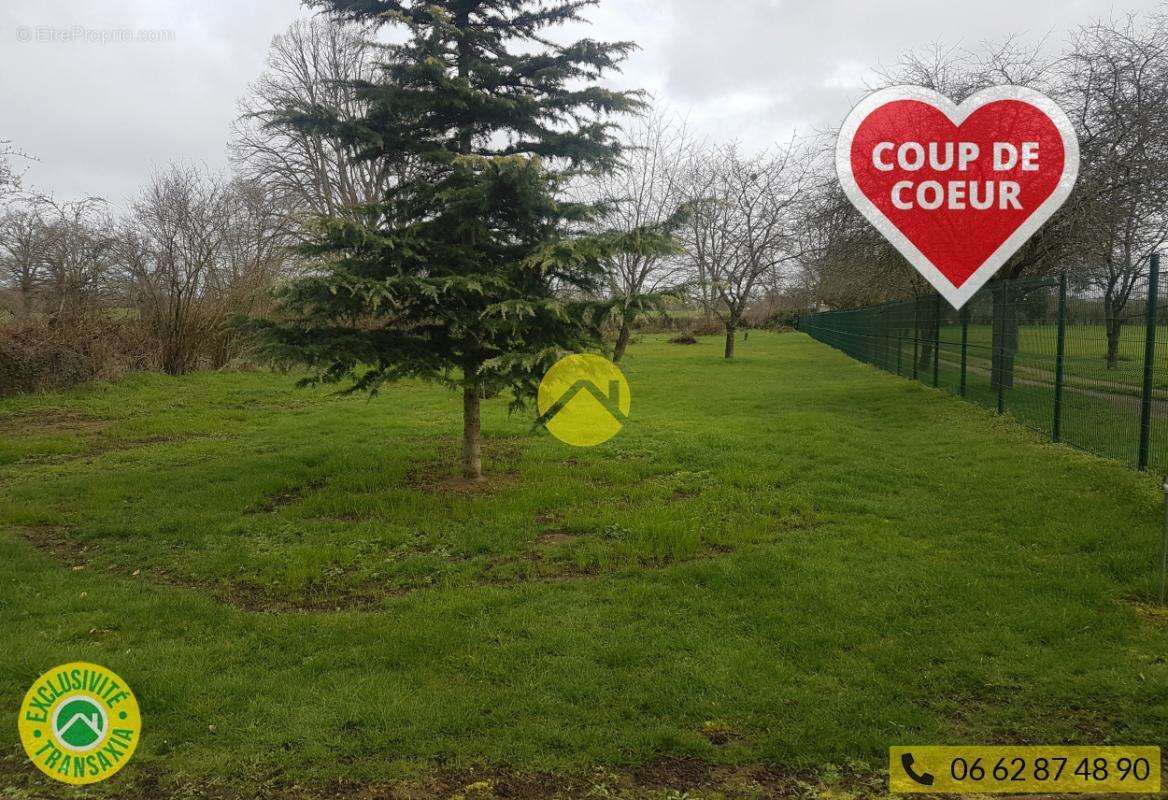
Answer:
[0,194,112,318]
[683,141,811,358]
[207,178,296,366]
[232,18,400,224]
[36,197,117,316]
[873,36,1053,99]
[578,110,691,361]
[120,167,294,374]
[1059,14,1168,368]
[122,166,232,375]
[0,140,32,205]
[0,200,50,314]
[0,144,15,200]
[793,131,938,311]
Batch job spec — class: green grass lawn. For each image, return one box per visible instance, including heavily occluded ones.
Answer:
[1,333,1166,798]
[818,321,1168,469]
[956,323,1165,392]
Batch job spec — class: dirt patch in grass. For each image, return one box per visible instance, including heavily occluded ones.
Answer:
[404,437,526,494]
[0,411,110,436]
[217,576,408,614]
[479,551,603,586]
[1125,598,1168,627]
[9,431,238,467]
[17,525,94,571]
[535,529,581,545]
[418,472,521,494]
[14,524,389,614]
[0,756,886,799]
[934,686,1125,744]
[14,523,747,614]
[247,478,328,514]
[698,720,748,747]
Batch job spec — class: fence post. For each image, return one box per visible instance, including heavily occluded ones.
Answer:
[933,294,942,387]
[1139,253,1161,471]
[1053,272,1068,443]
[960,307,969,397]
[871,309,878,364]
[912,299,920,381]
[991,283,1017,414]
[896,330,903,375]
[886,313,893,371]
[995,286,1006,414]
[882,311,890,371]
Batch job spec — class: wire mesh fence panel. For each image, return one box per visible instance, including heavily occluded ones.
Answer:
[798,260,1167,472]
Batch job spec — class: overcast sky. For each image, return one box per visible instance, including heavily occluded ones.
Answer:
[1,0,1162,206]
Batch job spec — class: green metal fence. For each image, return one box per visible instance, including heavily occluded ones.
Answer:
[798,256,1168,471]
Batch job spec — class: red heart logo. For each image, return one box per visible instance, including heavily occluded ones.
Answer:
[837,86,1079,308]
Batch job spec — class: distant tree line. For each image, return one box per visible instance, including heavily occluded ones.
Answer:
[3,5,1167,401]
[589,12,1168,370]
[0,167,293,392]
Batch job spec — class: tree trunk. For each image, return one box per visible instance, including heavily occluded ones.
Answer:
[724,323,736,360]
[454,16,483,483]
[1105,316,1123,370]
[917,299,938,372]
[990,284,1017,391]
[19,281,34,315]
[462,386,484,482]
[613,321,632,363]
[1102,289,1125,370]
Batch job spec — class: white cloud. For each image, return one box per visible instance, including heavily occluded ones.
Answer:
[2,0,1162,204]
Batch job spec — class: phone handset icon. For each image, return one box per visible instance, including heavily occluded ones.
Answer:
[901,753,936,786]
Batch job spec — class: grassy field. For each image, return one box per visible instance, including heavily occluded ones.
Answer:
[1,333,1167,799]
[957,323,1163,392]
[813,320,1168,469]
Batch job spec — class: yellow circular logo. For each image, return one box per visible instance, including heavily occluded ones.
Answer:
[18,662,141,785]
[537,354,631,447]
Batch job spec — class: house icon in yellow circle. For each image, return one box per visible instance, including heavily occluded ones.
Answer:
[537,354,631,447]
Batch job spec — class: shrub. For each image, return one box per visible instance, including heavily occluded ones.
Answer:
[633,314,725,336]
[0,313,155,395]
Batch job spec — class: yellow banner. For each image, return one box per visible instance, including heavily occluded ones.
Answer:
[889,746,1161,794]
